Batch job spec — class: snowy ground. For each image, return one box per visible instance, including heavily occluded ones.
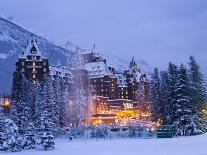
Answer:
[6,134,207,155]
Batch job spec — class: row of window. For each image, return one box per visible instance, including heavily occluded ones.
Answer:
[22,68,47,73]
[21,61,47,66]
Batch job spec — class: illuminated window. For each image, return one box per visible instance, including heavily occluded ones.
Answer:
[43,68,47,73]
[33,68,36,72]
[126,92,128,94]
[33,74,36,79]
[33,62,35,66]
[101,89,104,92]
[121,96,124,99]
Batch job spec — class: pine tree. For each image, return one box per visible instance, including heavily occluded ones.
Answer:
[160,71,170,124]
[22,123,36,149]
[0,105,6,151]
[36,111,55,150]
[1,119,22,152]
[150,68,162,122]
[59,85,69,127]
[35,75,57,128]
[173,64,203,136]
[188,56,206,112]
[166,62,178,125]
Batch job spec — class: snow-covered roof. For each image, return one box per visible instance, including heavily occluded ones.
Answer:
[49,66,73,82]
[23,36,42,57]
[115,73,127,87]
[84,61,114,78]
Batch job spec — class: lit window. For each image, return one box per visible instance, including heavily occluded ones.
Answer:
[121,96,124,99]
[126,92,128,94]
[33,68,36,72]
[33,62,35,66]
[33,74,36,79]
[43,68,46,73]
[101,89,104,92]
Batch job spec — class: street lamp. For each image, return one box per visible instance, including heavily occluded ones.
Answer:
[1,98,12,109]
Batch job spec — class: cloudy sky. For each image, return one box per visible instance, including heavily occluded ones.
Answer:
[0,0,207,70]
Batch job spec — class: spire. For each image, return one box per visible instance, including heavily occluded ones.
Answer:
[129,56,137,68]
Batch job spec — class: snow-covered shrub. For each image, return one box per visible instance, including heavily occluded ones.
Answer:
[91,125,108,138]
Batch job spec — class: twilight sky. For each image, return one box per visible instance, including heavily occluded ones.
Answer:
[0,0,207,71]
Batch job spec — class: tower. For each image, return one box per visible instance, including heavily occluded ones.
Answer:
[14,36,49,82]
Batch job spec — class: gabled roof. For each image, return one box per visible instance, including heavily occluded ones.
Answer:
[23,36,42,57]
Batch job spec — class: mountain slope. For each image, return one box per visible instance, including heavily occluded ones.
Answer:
[0,17,72,94]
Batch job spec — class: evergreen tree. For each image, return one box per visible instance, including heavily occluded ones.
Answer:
[150,68,162,122]
[53,77,62,127]
[1,119,21,152]
[36,111,55,150]
[22,123,36,149]
[160,71,170,124]
[59,85,69,127]
[0,105,6,151]
[166,62,178,125]
[188,56,206,112]
[173,64,203,136]
[35,75,57,128]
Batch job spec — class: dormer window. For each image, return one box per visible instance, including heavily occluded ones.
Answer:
[30,45,37,54]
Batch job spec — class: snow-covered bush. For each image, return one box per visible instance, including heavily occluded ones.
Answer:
[91,125,108,138]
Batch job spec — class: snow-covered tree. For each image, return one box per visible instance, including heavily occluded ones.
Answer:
[36,111,55,150]
[165,62,178,125]
[173,64,203,136]
[1,119,21,152]
[150,68,162,122]
[35,75,57,128]
[22,123,36,149]
[59,85,69,127]
[188,56,206,112]
[160,71,170,124]
[0,105,6,151]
